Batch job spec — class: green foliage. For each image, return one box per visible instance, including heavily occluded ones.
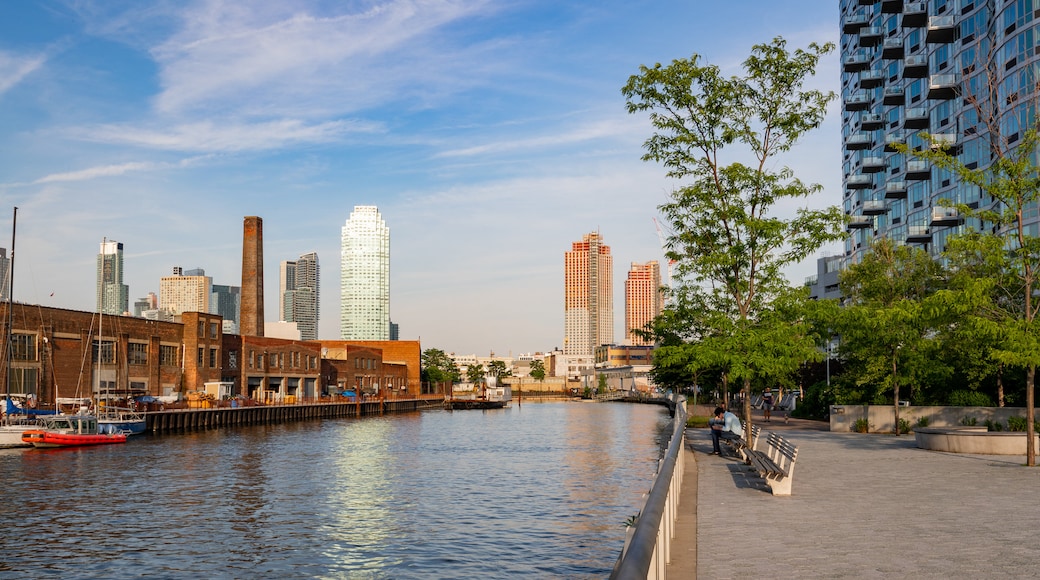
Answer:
[421,348,461,384]
[529,359,546,381]
[898,418,912,435]
[916,416,930,428]
[1008,416,1028,432]
[984,419,1004,432]
[466,363,486,385]
[486,360,511,379]
[597,374,608,394]
[790,380,833,421]
[852,418,870,433]
[687,415,710,428]
[960,416,977,427]
[947,389,994,407]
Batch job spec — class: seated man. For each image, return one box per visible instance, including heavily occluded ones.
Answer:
[709,407,745,455]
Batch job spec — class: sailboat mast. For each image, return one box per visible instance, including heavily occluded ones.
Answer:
[5,207,16,400]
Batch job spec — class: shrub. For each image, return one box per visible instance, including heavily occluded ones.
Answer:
[947,390,994,407]
[916,416,930,428]
[852,418,870,433]
[790,380,834,421]
[984,419,1004,432]
[1007,416,1027,432]
[960,416,977,426]
[898,418,912,435]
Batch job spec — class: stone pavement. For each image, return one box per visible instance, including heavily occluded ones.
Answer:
[668,412,1040,579]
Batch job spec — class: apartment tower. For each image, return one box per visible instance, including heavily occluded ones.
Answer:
[839,1,1036,263]
[564,232,613,356]
[280,252,320,340]
[97,241,129,315]
[340,206,389,340]
[160,267,212,315]
[625,261,662,346]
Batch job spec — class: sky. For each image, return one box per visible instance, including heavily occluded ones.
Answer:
[0,0,843,357]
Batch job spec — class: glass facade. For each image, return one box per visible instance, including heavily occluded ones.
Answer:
[340,206,390,340]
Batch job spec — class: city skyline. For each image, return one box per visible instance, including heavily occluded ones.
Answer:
[0,1,842,355]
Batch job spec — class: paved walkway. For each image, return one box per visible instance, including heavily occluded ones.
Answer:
[667,412,1040,579]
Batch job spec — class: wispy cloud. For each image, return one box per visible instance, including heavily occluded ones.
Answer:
[0,50,47,96]
[436,117,640,158]
[31,156,209,184]
[67,118,380,152]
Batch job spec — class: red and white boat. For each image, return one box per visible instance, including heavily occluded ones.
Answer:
[21,413,127,448]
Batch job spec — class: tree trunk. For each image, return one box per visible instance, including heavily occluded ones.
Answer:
[997,363,1005,407]
[722,372,729,411]
[892,352,900,436]
[743,377,753,439]
[1028,365,1035,467]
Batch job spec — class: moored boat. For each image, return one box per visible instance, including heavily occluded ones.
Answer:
[96,407,147,435]
[21,413,127,448]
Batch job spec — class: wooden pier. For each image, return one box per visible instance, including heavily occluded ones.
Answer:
[145,397,445,434]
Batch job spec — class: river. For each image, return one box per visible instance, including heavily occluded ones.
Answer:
[0,401,672,579]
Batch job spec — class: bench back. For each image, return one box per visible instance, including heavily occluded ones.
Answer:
[765,432,798,470]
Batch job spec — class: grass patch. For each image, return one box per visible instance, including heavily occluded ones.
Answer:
[687,415,711,428]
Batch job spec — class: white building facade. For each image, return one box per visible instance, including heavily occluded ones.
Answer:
[340,206,390,340]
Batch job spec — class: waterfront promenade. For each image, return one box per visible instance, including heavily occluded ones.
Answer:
[668,413,1040,579]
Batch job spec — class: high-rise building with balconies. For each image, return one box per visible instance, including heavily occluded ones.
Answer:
[340,207,389,340]
[564,232,613,357]
[97,241,128,315]
[160,266,212,316]
[839,0,1024,265]
[280,252,319,340]
[625,261,662,346]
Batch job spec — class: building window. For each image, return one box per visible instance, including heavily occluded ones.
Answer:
[11,334,36,361]
[210,322,218,339]
[249,350,255,369]
[159,345,178,366]
[128,342,148,366]
[92,340,115,364]
[209,348,218,368]
[198,347,204,366]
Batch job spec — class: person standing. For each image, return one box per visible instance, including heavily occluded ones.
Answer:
[762,390,774,422]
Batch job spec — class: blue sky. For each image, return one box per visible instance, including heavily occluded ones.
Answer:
[0,0,841,356]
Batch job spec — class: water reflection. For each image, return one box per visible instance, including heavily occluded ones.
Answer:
[0,402,670,579]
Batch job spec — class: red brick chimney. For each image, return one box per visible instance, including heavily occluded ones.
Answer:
[240,216,264,336]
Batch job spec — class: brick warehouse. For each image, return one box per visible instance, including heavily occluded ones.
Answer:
[0,303,423,406]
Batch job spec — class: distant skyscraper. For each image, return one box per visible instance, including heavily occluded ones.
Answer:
[97,241,129,315]
[280,252,319,340]
[625,261,662,346]
[564,232,613,356]
[133,292,157,318]
[211,284,241,334]
[340,206,390,340]
[0,248,9,302]
[160,266,212,315]
[389,321,399,341]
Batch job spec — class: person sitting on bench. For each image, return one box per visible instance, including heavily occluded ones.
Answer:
[709,407,744,454]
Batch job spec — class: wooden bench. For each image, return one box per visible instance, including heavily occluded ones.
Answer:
[722,424,760,457]
[743,432,798,496]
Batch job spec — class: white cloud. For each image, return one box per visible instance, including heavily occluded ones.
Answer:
[0,50,46,96]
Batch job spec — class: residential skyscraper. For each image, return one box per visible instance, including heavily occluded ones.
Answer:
[211,284,241,334]
[0,248,9,303]
[97,241,129,315]
[625,261,662,346]
[280,252,319,340]
[340,206,390,340]
[839,1,1027,264]
[564,232,613,357]
[160,266,212,315]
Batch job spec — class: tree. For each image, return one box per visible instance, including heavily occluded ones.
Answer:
[897,59,1040,464]
[421,348,460,386]
[529,359,546,381]
[486,360,511,380]
[466,363,486,386]
[622,37,846,430]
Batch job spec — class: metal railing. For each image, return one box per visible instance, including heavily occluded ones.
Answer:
[611,394,688,579]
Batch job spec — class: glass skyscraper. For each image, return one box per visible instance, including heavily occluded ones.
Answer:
[281,252,319,340]
[340,206,389,340]
[96,241,128,315]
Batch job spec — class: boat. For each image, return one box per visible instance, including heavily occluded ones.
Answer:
[96,405,146,435]
[0,395,49,448]
[21,412,127,448]
[447,376,512,410]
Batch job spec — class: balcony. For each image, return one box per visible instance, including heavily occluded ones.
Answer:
[862,200,888,215]
[860,26,883,47]
[930,132,958,152]
[928,74,958,99]
[848,215,874,229]
[904,106,929,130]
[884,131,907,152]
[861,156,886,173]
[882,37,904,59]
[906,159,931,180]
[926,15,957,43]
[843,13,870,34]
[846,133,873,150]
[931,206,964,226]
[906,224,931,243]
[844,53,871,73]
[859,69,886,89]
[861,112,884,130]
[903,2,927,27]
[885,180,908,199]
[845,91,871,111]
[904,54,928,78]
[883,85,905,105]
[847,174,873,189]
[881,0,903,13]
[858,0,876,4]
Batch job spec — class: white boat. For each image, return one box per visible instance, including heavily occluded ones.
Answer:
[96,406,146,435]
[0,394,49,448]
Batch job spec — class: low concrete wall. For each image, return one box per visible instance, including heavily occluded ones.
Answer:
[914,426,1040,455]
[830,405,1038,434]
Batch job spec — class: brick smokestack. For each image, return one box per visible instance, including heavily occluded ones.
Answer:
[240,216,264,336]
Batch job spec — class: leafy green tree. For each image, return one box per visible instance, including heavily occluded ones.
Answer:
[486,360,511,380]
[529,359,546,381]
[622,37,846,430]
[836,239,948,433]
[421,348,460,386]
[466,363,486,386]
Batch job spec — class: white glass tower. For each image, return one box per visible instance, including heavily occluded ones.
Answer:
[340,206,389,340]
[97,241,128,315]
